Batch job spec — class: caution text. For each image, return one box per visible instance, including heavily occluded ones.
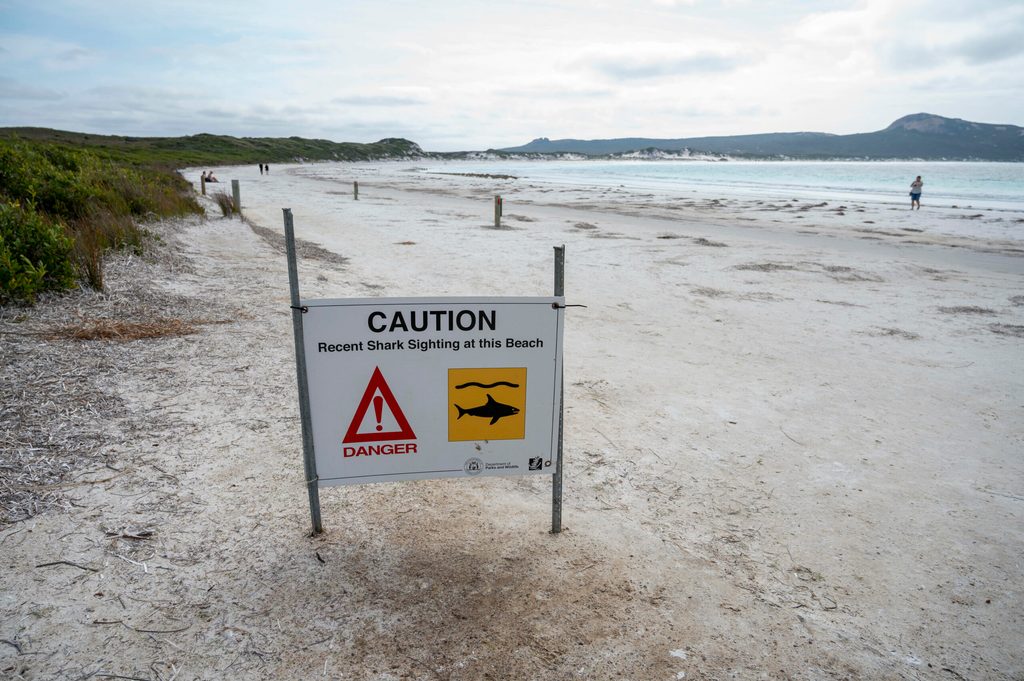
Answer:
[368,309,496,333]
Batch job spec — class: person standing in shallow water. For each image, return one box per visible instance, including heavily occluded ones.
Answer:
[259,163,264,175]
[910,175,923,210]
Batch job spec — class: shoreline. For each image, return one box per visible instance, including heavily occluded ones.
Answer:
[270,159,1024,246]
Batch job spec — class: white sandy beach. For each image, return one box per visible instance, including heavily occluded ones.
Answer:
[2,162,1022,679]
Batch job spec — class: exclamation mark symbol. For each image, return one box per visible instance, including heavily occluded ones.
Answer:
[373,395,384,431]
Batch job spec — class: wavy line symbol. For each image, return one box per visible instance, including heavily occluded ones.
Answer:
[454,381,520,390]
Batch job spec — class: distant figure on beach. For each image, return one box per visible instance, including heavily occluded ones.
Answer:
[200,171,207,182]
[910,176,923,210]
[265,163,269,174]
[259,163,264,175]
[206,171,218,183]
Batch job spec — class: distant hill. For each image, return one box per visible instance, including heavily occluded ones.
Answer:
[0,128,424,166]
[499,114,1024,161]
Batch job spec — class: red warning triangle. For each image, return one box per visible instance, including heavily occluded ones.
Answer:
[343,366,416,443]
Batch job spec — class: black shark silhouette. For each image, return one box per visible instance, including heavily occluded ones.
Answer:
[454,394,520,425]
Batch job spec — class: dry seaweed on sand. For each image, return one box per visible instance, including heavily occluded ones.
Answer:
[867,327,921,340]
[734,262,799,272]
[988,323,1024,338]
[246,220,348,266]
[693,237,728,247]
[937,306,997,316]
[0,218,220,525]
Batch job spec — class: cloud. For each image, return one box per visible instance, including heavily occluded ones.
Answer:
[54,47,93,66]
[573,42,747,80]
[332,95,424,107]
[0,77,63,100]
[0,33,100,71]
[954,26,1024,64]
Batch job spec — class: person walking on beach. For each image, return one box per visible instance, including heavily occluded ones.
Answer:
[259,163,264,175]
[910,176,923,210]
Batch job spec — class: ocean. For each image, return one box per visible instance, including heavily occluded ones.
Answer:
[417,160,1024,212]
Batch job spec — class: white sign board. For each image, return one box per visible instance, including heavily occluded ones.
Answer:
[300,297,564,486]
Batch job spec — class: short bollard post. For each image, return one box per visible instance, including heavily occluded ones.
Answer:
[200,176,206,196]
[354,181,359,201]
[494,195,502,228]
[231,180,241,217]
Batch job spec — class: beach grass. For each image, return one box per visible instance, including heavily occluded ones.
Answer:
[212,191,236,217]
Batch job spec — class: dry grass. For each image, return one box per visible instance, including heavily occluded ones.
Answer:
[0,215,221,525]
[48,318,200,341]
[213,191,236,217]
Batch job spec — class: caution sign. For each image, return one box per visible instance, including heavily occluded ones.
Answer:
[300,296,563,486]
[448,367,526,441]
[343,366,415,443]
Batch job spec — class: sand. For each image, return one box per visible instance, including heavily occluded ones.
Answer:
[1,162,1022,680]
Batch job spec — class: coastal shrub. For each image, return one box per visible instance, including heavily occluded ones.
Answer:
[0,139,202,302]
[212,191,235,217]
[0,202,75,304]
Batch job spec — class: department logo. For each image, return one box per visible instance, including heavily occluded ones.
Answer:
[528,457,543,471]
[464,457,484,476]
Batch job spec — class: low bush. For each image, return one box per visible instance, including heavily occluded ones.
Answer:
[0,139,202,303]
[0,202,76,304]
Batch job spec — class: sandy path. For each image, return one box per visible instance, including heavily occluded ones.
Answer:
[2,164,1022,680]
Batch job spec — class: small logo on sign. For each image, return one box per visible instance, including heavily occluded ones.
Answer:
[528,457,543,471]
[464,457,484,475]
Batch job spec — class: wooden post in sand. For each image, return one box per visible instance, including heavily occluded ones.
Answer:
[231,180,241,217]
[354,181,359,200]
[494,195,502,228]
[552,245,565,534]
[200,176,206,196]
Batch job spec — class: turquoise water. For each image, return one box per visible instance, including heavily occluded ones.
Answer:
[422,160,1024,211]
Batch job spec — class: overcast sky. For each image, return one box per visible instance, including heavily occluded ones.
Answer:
[1,0,1022,150]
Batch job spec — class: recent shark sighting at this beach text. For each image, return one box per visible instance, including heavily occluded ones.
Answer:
[316,337,544,353]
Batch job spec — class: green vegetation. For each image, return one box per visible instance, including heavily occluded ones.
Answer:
[0,139,201,303]
[1,128,424,166]
[0,127,425,304]
[0,202,76,304]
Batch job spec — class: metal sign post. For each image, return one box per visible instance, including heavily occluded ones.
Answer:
[284,208,323,535]
[552,245,565,533]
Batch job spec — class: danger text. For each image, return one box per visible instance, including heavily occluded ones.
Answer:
[343,443,418,457]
